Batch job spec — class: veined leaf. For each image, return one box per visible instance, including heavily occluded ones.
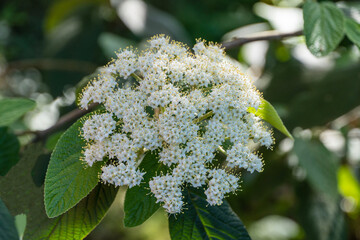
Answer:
[0,198,19,240]
[0,127,20,176]
[44,111,103,218]
[248,99,293,139]
[0,98,36,126]
[124,151,169,227]
[344,18,360,48]
[169,188,251,240]
[32,184,117,240]
[303,1,344,57]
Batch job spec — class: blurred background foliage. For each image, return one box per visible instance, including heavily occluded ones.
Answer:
[0,0,360,239]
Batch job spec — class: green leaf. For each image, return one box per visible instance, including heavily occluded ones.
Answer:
[14,214,27,239]
[0,127,20,176]
[248,99,293,139]
[0,143,117,239]
[32,184,117,240]
[303,1,345,57]
[0,143,117,240]
[0,143,46,239]
[0,98,36,126]
[44,111,103,218]
[44,0,103,32]
[124,151,169,227]
[344,18,360,48]
[0,198,19,240]
[338,165,360,212]
[293,138,339,199]
[169,188,251,240]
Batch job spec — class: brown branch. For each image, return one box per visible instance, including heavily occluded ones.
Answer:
[16,103,98,141]
[220,30,303,50]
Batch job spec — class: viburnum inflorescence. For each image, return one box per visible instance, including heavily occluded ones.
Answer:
[80,35,273,214]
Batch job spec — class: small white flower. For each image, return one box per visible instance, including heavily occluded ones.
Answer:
[79,35,273,214]
[82,113,116,142]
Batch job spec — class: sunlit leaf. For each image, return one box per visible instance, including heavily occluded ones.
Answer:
[248,99,293,139]
[44,0,103,32]
[338,165,360,212]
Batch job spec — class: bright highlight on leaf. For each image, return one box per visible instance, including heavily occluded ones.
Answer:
[338,165,360,213]
[0,98,36,126]
[248,99,293,140]
[303,0,344,57]
[14,214,26,239]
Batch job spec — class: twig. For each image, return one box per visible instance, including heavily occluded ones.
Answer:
[193,111,214,124]
[17,103,98,141]
[220,30,303,50]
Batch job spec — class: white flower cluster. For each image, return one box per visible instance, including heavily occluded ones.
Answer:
[80,35,273,214]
